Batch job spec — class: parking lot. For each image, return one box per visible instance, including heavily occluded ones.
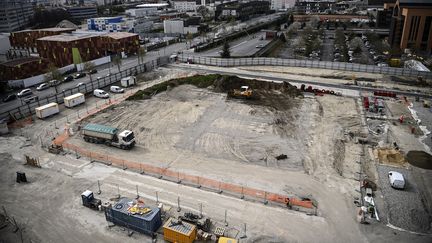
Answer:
[377,165,430,233]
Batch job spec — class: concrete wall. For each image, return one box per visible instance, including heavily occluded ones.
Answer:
[76,56,111,72]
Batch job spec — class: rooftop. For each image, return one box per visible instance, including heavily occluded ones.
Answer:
[103,32,138,40]
[136,3,169,8]
[0,57,43,67]
[12,27,76,34]
[37,32,102,42]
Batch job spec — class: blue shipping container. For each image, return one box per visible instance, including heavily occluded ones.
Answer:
[105,198,162,235]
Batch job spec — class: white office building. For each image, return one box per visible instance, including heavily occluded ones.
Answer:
[164,20,184,34]
[173,0,197,12]
[271,0,295,10]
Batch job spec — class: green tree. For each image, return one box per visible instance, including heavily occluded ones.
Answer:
[45,64,62,93]
[221,41,231,58]
[197,5,210,20]
[83,61,95,82]
[112,55,122,73]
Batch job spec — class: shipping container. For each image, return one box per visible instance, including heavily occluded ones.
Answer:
[105,198,162,236]
[163,217,197,243]
[82,123,118,140]
[218,237,238,243]
[120,76,136,87]
[64,93,85,108]
[35,102,59,119]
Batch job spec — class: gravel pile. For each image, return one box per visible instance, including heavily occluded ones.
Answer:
[377,165,431,233]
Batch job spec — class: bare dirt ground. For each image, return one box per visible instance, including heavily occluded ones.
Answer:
[65,81,371,241]
[1,67,431,243]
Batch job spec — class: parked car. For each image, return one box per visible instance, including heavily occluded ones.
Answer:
[23,95,38,103]
[388,171,405,189]
[256,44,264,48]
[76,82,85,88]
[63,76,74,82]
[110,86,124,93]
[17,89,32,97]
[36,83,49,91]
[3,94,17,102]
[74,73,86,79]
[93,89,109,99]
[88,69,97,74]
[49,79,61,87]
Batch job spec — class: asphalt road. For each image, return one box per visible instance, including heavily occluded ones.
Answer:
[0,43,186,115]
[192,34,271,57]
[321,30,335,62]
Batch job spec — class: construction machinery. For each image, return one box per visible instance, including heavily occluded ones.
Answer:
[231,86,253,98]
[81,190,102,210]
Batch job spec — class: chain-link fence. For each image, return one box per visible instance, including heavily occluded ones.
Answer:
[1,56,170,122]
[179,55,432,80]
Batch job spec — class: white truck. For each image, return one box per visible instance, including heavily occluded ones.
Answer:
[64,93,85,108]
[82,123,135,150]
[120,76,136,87]
[35,103,59,119]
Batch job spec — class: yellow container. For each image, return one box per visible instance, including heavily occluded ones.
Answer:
[163,217,197,243]
[218,237,238,243]
[389,58,401,67]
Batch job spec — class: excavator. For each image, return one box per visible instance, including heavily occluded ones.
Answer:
[231,86,253,99]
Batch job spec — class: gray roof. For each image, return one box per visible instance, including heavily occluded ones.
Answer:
[112,198,160,221]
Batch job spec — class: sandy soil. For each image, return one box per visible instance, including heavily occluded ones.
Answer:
[64,83,374,241]
[1,67,431,242]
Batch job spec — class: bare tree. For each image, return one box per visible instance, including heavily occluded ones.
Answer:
[308,16,320,29]
[45,64,62,93]
[83,61,95,81]
[197,5,210,20]
[112,55,122,73]
[137,47,146,65]
[350,37,363,54]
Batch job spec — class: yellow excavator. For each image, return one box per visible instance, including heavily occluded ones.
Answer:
[232,86,253,98]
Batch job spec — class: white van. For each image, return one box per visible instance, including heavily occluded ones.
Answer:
[110,86,124,93]
[93,89,109,99]
[388,171,405,189]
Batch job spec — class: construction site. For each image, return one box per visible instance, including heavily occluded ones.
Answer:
[1,65,432,243]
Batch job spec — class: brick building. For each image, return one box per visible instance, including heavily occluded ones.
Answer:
[9,28,76,52]
[36,32,139,67]
[0,57,50,81]
[102,32,140,55]
[388,0,432,54]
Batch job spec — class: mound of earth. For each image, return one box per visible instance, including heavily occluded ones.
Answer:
[127,74,301,101]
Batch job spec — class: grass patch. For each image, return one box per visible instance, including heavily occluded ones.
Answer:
[127,74,220,100]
